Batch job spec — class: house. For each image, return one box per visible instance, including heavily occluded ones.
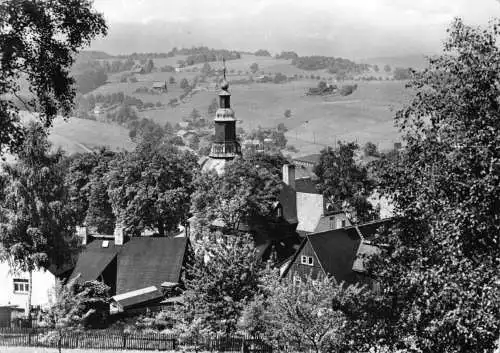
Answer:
[131,64,144,74]
[0,264,56,313]
[69,226,192,313]
[282,218,393,287]
[152,81,167,93]
[294,172,351,235]
[0,257,74,319]
[293,154,321,169]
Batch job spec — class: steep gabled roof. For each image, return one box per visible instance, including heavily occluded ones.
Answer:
[308,228,361,284]
[283,218,394,283]
[69,239,120,282]
[116,237,188,294]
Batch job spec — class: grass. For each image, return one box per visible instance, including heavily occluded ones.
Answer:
[8,54,410,158]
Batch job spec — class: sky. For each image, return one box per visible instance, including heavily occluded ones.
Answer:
[90,0,500,59]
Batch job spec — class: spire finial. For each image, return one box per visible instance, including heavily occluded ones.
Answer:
[222,57,227,80]
[220,57,229,90]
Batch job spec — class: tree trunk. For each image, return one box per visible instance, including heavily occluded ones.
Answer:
[158,222,165,237]
[27,270,32,322]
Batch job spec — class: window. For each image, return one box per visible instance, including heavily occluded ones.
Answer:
[293,275,302,286]
[13,279,29,294]
[301,255,314,266]
[336,219,347,229]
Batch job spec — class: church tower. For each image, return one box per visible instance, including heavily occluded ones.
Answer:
[201,61,241,174]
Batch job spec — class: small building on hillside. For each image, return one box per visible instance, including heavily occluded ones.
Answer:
[152,81,168,93]
[282,218,393,288]
[131,64,145,74]
[70,227,192,314]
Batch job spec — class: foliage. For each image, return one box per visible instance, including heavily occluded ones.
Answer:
[178,233,265,335]
[180,78,190,90]
[370,18,500,352]
[292,55,368,75]
[383,64,391,72]
[314,142,376,222]
[65,148,116,233]
[107,141,198,236]
[0,123,77,316]
[363,142,379,157]
[254,49,271,57]
[0,0,107,154]
[42,278,110,332]
[275,51,299,60]
[207,98,218,116]
[339,84,358,96]
[73,66,107,94]
[0,123,76,274]
[250,63,259,74]
[251,274,352,353]
[306,81,337,96]
[283,109,292,118]
[182,47,240,66]
[392,67,412,80]
[190,157,282,234]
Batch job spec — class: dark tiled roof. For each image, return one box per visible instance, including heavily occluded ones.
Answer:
[308,228,361,284]
[304,218,393,284]
[69,239,120,282]
[279,183,297,224]
[116,237,188,294]
[295,178,319,194]
[293,154,321,165]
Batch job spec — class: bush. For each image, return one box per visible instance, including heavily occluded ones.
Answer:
[339,84,358,96]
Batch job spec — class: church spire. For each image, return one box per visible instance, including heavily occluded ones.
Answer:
[207,59,241,160]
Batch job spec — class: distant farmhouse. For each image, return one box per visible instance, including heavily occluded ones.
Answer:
[152,81,167,93]
[131,64,145,74]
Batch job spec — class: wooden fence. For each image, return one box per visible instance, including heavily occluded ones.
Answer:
[0,328,272,352]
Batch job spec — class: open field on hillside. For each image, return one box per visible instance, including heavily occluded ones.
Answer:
[9,53,409,157]
[19,112,135,155]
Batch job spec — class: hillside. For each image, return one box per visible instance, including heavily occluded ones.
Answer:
[8,49,413,159]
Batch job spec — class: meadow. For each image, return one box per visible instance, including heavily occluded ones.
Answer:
[21,52,411,157]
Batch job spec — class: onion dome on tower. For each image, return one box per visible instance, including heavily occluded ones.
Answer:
[201,60,241,174]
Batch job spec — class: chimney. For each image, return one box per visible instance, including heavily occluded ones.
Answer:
[114,223,125,246]
[76,226,88,245]
[282,164,296,189]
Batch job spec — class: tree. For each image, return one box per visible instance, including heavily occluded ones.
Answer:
[178,233,265,335]
[191,157,282,234]
[314,142,376,222]
[373,64,380,73]
[0,0,107,154]
[169,76,176,84]
[208,98,218,116]
[370,18,500,352]
[392,67,412,80]
[180,78,190,90]
[244,274,362,353]
[0,123,77,317]
[383,64,391,73]
[201,62,212,75]
[144,58,154,73]
[65,148,116,233]
[107,142,198,236]
[363,141,379,157]
[283,109,292,118]
[42,278,110,353]
[250,63,259,74]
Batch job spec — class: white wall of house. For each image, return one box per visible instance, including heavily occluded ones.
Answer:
[0,262,56,312]
[296,192,324,232]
